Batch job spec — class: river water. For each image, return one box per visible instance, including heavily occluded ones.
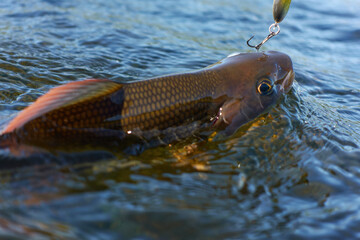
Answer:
[0,0,359,239]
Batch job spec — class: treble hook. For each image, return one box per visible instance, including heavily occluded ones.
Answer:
[247,23,280,50]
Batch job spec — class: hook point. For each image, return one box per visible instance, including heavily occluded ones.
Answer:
[247,36,256,48]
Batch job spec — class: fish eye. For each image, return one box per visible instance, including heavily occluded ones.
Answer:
[257,78,273,95]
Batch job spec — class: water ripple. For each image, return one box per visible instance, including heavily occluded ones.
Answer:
[0,0,359,239]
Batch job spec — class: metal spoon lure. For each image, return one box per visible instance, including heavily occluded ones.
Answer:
[247,0,292,50]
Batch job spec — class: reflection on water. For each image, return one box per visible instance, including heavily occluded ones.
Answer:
[0,0,360,239]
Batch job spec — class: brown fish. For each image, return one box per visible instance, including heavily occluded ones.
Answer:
[0,51,294,154]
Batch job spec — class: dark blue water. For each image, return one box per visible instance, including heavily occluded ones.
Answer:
[0,0,360,239]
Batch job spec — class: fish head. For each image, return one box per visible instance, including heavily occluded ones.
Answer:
[218,51,294,134]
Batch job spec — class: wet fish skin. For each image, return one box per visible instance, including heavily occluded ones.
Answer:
[1,51,294,153]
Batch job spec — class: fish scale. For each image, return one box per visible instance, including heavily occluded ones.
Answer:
[120,70,221,132]
[19,94,124,139]
[4,69,223,145]
[0,51,294,153]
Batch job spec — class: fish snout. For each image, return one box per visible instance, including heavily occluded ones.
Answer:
[265,51,294,94]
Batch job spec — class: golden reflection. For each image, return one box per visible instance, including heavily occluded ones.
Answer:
[171,142,211,171]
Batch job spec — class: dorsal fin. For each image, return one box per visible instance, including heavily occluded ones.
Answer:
[3,79,123,133]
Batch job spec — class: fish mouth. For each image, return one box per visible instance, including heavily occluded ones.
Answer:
[277,70,295,94]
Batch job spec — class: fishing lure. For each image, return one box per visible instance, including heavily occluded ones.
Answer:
[273,0,291,23]
[247,0,292,50]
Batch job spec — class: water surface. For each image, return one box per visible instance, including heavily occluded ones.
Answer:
[0,0,360,239]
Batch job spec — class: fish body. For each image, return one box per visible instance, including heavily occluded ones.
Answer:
[1,51,294,153]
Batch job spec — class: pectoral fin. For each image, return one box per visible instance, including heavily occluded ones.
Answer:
[213,98,254,135]
[220,98,242,125]
[224,111,248,135]
[212,98,247,135]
